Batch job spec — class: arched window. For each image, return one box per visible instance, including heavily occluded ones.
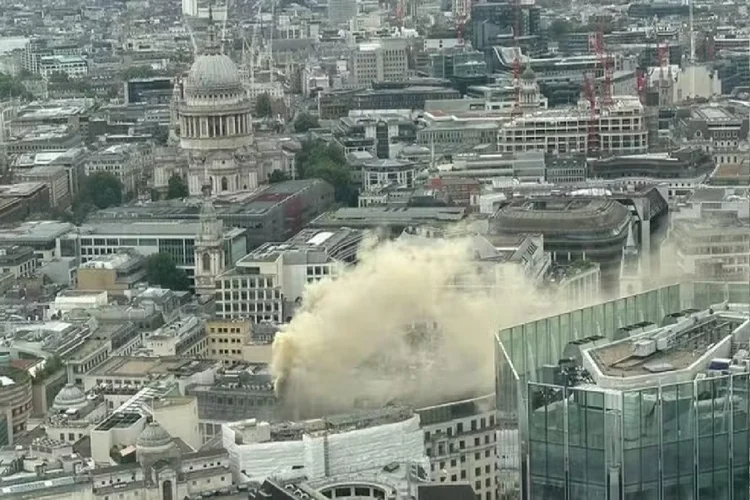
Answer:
[162,480,173,500]
[221,177,228,191]
[202,253,211,272]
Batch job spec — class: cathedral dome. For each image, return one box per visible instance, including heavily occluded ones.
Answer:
[186,53,242,92]
[521,66,536,82]
[52,383,86,411]
[136,422,173,451]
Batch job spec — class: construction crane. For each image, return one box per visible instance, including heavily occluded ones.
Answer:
[583,73,599,155]
[636,68,648,105]
[511,0,522,114]
[396,0,405,30]
[593,28,613,105]
[456,0,471,47]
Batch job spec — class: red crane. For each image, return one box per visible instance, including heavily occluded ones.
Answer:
[457,0,471,46]
[636,68,648,104]
[512,0,522,111]
[583,73,599,155]
[593,29,613,105]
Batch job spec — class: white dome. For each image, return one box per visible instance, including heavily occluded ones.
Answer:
[186,53,241,92]
[53,383,86,411]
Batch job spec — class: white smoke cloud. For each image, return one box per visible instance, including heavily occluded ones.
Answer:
[271,234,555,418]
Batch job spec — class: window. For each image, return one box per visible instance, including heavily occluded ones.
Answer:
[202,252,211,272]
[221,177,228,191]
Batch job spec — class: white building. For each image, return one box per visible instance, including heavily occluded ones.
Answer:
[141,316,207,357]
[39,55,88,79]
[182,0,198,16]
[497,96,648,155]
[221,408,427,483]
[215,241,343,323]
[352,39,409,86]
[362,159,417,191]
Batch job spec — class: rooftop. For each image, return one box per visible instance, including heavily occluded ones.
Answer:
[0,221,74,243]
[584,307,749,389]
[311,206,466,228]
[90,356,217,378]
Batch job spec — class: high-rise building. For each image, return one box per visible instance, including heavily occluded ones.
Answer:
[496,282,750,500]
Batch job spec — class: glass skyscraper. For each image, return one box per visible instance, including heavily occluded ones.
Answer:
[496,282,750,500]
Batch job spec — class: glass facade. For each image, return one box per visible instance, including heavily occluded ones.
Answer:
[495,281,750,500]
[527,374,750,500]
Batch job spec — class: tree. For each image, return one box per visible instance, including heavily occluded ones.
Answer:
[296,140,357,206]
[549,19,574,41]
[255,93,273,118]
[150,189,161,202]
[146,253,191,291]
[83,172,123,209]
[166,174,189,199]
[0,72,33,100]
[294,113,320,133]
[268,170,289,183]
[120,66,157,80]
[48,71,70,83]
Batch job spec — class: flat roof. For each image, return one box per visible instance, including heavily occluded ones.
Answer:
[0,221,73,243]
[90,356,216,378]
[589,313,746,378]
[312,206,466,226]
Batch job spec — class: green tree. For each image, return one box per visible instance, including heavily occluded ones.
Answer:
[121,66,157,80]
[268,170,289,183]
[549,19,574,41]
[83,172,123,209]
[0,72,33,100]
[48,71,70,83]
[296,140,357,206]
[150,189,161,202]
[166,174,189,199]
[145,253,191,291]
[255,93,273,118]
[294,113,320,133]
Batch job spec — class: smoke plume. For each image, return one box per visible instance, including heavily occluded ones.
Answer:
[271,233,555,418]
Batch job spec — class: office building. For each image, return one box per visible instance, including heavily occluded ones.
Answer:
[215,240,343,323]
[90,179,335,249]
[497,96,648,155]
[38,55,88,79]
[140,316,207,358]
[124,77,173,105]
[15,165,71,208]
[496,283,750,499]
[418,394,499,500]
[362,159,417,191]
[85,144,148,195]
[588,148,715,200]
[671,218,749,283]
[73,220,247,289]
[492,198,631,295]
[76,250,147,297]
[0,245,36,278]
[352,39,409,86]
